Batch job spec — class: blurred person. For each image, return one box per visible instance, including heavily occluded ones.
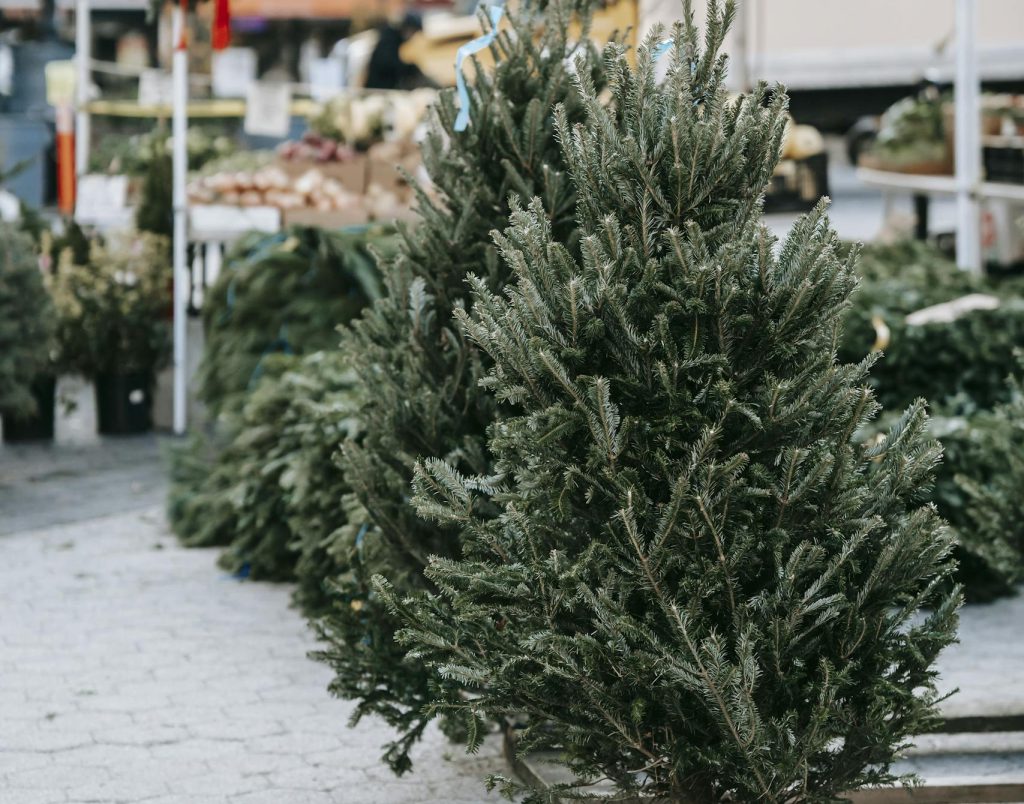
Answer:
[365,12,435,90]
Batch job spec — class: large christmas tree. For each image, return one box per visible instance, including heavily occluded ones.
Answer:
[312,0,605,774]
[391,2,961,800]
[0,223,54,417]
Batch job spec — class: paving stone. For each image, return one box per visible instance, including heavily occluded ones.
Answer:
[5,764,110,790]
[228,791,339,804]
[7,393,1020,803]
[0,789,68,804]
[0,461,511,804]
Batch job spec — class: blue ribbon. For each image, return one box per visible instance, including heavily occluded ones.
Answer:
[355,522,369,549]
[454,4,506,132]
[652,39,672,61]
[247,324,294,389]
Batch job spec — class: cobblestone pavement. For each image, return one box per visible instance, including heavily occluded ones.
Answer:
[2,377,1023,801]
[0,436,509,803]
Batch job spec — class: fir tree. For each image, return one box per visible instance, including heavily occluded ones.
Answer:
[927,358,1024,600]
[0,223,54,417]
[312,0,605,774]
[391,4,960,800]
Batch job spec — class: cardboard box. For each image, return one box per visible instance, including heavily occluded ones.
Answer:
[365,141,421,193]
[282,206,371,229]
[277,156,368,195]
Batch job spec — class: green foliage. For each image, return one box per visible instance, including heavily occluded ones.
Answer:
[50,232,172,378]
[311,0,605,775]
[214,350,361,585]
[196,226,387,418]
[167,429,239,548]
[866,89,948,168]
[0,223,55,417]
[840,240,1024,412]
[926,366,1024,601]
[285,351,365,614]
[169,226,387,555]
[169,347,361,593]
[393,5,960,801]
[136,150,173,238]
[89,126,234,176]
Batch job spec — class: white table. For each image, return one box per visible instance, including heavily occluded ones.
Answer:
[857,167,1024,248]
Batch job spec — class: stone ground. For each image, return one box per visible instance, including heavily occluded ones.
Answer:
[0,382,510,804]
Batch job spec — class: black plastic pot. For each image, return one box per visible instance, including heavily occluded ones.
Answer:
[2,375,56,443]
[95,372,153,435]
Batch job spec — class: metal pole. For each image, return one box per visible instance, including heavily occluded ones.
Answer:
[74,0,90,179]
[954,0,981,273]
[172,3,189,434]
[732,0,751,93]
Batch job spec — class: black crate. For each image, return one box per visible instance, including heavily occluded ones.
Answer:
[984,145,1024,185]
[764,151,830,213]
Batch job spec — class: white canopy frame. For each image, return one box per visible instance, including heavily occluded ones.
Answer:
[74,0,189,434]
[69,0,991,436]
[954,0,982,272]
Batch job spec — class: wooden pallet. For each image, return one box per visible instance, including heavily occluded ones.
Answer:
[503,719,1024,804]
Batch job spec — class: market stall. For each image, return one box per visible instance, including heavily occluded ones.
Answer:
[856,0,1024,272]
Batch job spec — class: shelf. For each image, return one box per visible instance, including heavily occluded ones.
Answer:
[856,167,1024,203]
[83,98,321,119]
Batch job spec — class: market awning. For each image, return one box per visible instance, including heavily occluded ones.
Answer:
[229,0,400,19]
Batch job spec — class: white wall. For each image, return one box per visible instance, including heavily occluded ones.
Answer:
[638,0,1024,89]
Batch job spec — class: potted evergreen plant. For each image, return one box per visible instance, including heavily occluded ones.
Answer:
[0,221,57,442]
[51,232,172,435]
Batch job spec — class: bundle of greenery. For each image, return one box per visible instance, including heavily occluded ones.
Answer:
[926,362,1024,601]
[0,222,55,417]
[50,232,172,381]
[196,226,387,418]
[212,350,360,587]
[168,226,388,550]
[840,240,1024,413]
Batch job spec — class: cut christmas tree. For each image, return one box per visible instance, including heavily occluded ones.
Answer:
[312,0,606,775]
[926,358,1024,601]
[390,2,961,800]
[168,226,385,552]
[0,223,55,419]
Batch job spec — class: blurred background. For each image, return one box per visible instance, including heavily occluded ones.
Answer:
[0,0,1023,441]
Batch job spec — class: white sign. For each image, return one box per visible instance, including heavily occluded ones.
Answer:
[212,48,257,98]
[75,174,131,229]
[189,204,281,240]
[0,189,20,222]
[138,69,174,107]
[44,60,76,107]
[308,58,344,102]
[244,82,292,138]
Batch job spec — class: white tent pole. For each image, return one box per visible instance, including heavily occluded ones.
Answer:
[74,0,90,179]
[732,0,752,93]
[954,0,981,273]
[172,2,189,434]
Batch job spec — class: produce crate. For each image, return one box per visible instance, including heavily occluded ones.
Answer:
[366,142,421,194]
[277,156,368,195]
[764,151,829,213]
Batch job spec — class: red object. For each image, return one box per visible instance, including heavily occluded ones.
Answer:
[212,0,231,50]
[177,0,189,51]
[56,106,75,216]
